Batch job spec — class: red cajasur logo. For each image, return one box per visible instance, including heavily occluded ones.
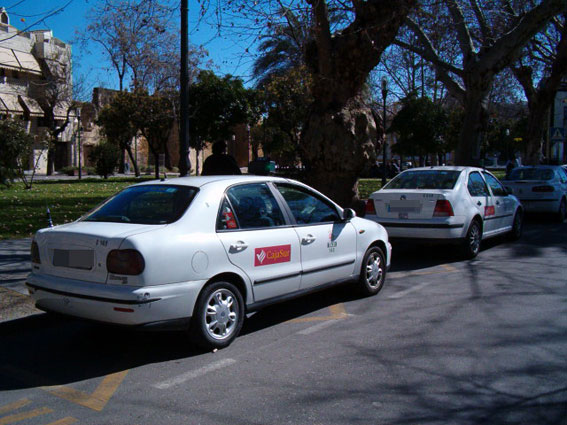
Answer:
[254,244,291,266]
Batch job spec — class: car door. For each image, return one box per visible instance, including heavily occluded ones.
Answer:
[483,171,515,230]
[466,171,497,234]
[216,183,301,302]
[274,183,357,290]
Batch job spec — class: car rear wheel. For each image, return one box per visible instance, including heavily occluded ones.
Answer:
[462,219,482,259]
[508,210,523,241]
[558,198,567,223]
[190,281,244,350]
[357,246,386,296]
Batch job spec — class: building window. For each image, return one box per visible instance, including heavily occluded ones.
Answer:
[1,12,8,25]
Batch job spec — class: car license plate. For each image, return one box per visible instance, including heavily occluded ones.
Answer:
[53,249,94,270]
[388,200,421,213]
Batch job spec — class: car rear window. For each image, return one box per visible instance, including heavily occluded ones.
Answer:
[508,168,554,181]
[384,170,461,190]
[82,185,198,224]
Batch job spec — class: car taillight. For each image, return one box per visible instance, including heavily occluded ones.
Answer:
[31,241,41,264]
[532,185,554,192]
[433,200,454,217]
[107,249,145,275]
[365,199,377,215]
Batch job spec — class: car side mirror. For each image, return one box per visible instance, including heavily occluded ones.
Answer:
[342,208,356,221]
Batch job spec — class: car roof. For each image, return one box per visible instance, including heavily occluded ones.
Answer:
[132,175,294,189]
[400,166,480,172]
[513,165,561,169]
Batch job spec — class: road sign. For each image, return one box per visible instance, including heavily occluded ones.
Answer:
[550,127,565,142]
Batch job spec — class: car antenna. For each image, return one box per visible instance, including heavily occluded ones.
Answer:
[46,204,54,227]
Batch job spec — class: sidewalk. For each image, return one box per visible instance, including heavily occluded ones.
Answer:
[0,238,40,322]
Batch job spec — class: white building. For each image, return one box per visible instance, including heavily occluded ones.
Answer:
[0,7,77,173]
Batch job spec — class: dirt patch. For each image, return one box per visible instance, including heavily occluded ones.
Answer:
[0,287,40,322]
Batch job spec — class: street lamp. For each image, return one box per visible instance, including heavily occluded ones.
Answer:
[74,108,82,180]
[381,77,388,187]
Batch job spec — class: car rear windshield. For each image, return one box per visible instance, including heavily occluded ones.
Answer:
[508,168,554,181]
[384,170,462,190]
[82,185,198,224]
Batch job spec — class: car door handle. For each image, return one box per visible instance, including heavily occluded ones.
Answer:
[496,201,500,205]
[229,241,248,252]
[301,235,316,245]
[477,201,482,206]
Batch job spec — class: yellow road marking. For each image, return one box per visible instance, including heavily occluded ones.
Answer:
[389,263,457,279]
[0,407,52,425]
[45,417,78,425]
[288,302,348,323]
[43,370,129,412]
[0,400,31,415]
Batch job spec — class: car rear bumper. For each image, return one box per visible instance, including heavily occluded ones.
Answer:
[370,218,466,239]
[26,273,207,326]
[517,198,561,213]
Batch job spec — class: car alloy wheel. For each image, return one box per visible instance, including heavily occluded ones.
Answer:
[464,220,482,259]
[509,210,523,241]
[358,246,386,296]
[191,281,244,349]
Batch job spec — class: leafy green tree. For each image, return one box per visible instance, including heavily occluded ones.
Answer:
[389,95,448,164]
[89,141,121,179]
[97,92,141,176]
[259,66,313,165]
[131,90,174,179]
[0,120,35,188]
[189,71,259,172]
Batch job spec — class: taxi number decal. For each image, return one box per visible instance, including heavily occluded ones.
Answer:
[484,206,495,216]
[255,244,291,266]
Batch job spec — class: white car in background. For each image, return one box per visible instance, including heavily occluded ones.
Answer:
[503,165,567,222]
[27,176,391,349]
[365,166,523,258]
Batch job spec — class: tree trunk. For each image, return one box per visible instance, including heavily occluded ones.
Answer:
[301,98,377,207]
[46,149,55,176]
[125,145,139,177]
[456,88,489,166]
[118,149,125,173]
[154,152,160,180]
[523,101,548,165]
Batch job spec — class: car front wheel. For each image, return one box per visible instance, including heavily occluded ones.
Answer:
[358,246,386,296]
[508,210,523,241]
[190,281,244,350]
[462,219,482,259]
[558,197,567,223]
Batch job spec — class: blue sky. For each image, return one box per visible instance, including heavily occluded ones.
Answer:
[3,0,255,95]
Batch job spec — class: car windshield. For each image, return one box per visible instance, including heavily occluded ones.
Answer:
[508,168,554,181]
[384,170,461,190]
[82,185,198,225]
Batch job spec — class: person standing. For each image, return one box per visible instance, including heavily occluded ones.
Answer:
[201,141,242,175]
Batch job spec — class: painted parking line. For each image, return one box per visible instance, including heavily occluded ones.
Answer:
[388,264,457,299]
[0,407,53,425]
[45,417,77,425]
[297,320,340,336]
[288,303,348,324]
[153,358,237,390]
[0,400,31,415]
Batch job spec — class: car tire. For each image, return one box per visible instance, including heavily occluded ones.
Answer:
[508,209,523,241]
[357,246,386,296]
[190,281,244,350]
[557,197,567,223]
[462,219,482,259]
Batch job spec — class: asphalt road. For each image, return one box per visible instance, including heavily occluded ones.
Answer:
[0,217,565,425]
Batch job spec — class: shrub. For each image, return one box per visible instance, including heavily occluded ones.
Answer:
[88,142,120,179]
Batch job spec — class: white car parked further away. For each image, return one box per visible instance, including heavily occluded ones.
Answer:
[503,165,567,222]
[27,176,391,349]
[365,166,524,258]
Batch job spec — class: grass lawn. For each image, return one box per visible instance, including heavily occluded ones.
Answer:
[358,178,383,199]
[0,177,154,240]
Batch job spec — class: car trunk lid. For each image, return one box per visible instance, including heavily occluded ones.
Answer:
[34,221,164,283]
[370,190,449,220]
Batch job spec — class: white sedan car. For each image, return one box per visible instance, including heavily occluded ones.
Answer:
[503,165,567,222]
[365,166,523,258]
[27,176,391,349]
